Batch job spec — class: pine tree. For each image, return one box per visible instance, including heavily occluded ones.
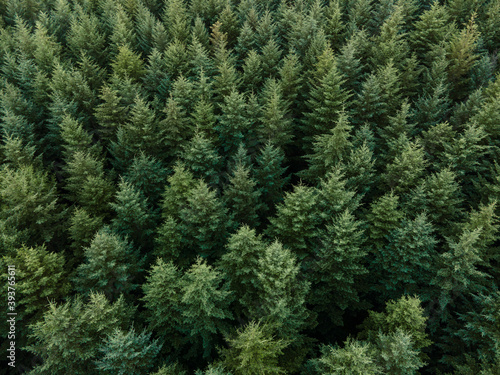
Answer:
[74,227,144,302]
[179,180,229,259]
[216,90,249,157]
[258,78,293,149]
[161,163,197,220]
[220,321,288,375]
[302,60,350,151]
[111,44,146,82]
[266,184,321,261]
[67,7,107,65]
[0,164,66,248]
[94,85,128,144]
[141,258,184,351]
[302,110,353,182]
[317,168,358,223]
[158,96,192,160]
[4,244,69,314]
[374,330,425,375]
[218,225,266,317]
[358,295,432,355]
[162,0,190,43]
[64,151,115,218]
[384,138,427,195]
[110,178,155,251]
[241,50,263,93]
[180,257,233,359]
[260,38,282,78]
[95,327,162,375]
[224,161,262,230]
[432,228,491,317]
[309,209,368,325]
[180,131,222,187]
[27,293,135,375]
[367,191,404,251]
[372,213,437,300]
[313,338,381,375]
[68,206,104,262]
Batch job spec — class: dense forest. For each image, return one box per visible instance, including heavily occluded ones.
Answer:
[0,0,499,373]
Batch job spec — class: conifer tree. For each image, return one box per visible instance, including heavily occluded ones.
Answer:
[374,330,425,375]
[0,164,66,248]
[372,213,437,300]
[224,160,262,230]
[358,295,432,355]
[313,338,380,375]
[111,44,146,82]
[216,90,249,157]
[110,178,155,251]
[179,180,229,259]
[218,226,266,317]
[27,293,135,375]
[2,244,70,323]
[94,85,129,144]
[67,7,106,65]
[302,59,350,151]
[309,209,368,325]
[220,321,288,375]
[64,151,115,218]
[254,142,289,212]
[258,79,293,149]
[158,96,192,160]
[303,110,353,181]
[384,138,427,194]
[68,206,104,262]
[180,131,222,187]
[267,184,321,261]
[367,191,404,251]
[74,227,144,302]
[141,258,184,351]
[95,327,162,375]
[180,258,233,359]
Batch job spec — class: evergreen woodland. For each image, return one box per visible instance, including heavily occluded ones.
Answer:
[0,0,500,373]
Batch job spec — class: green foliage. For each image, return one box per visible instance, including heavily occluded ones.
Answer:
[358,295,432,353]
[74,227,143,301]
[309,209,368,325]
[220,321,288,375]
[267,184,321,261]
[314,338,381,375]
[27,292,135,375]
[95,327,162,375]
[111,44,146,82]
[0,164,66,248]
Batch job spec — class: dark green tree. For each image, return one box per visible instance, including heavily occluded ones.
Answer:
[27,293,135,375]
[73,227,143,302]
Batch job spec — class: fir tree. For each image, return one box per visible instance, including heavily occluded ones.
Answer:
[180,131,222,187]
[73,227,144,302]
[95,327,162,375]
[267,184,321,261]
[179,180,229,259]
[309,209,368,325]
[110,178,154,251]
[180,257,233,359]
[27,293,135,375]
[258,79,293,149]
[220,321,288,375]
[224,160,262,230]
[141,258,184,351]
[0,164,66,248]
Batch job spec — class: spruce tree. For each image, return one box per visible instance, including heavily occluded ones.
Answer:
[95,327,162,375]
[180,257,233,359]
[266,184,321,261]
[220,321,288,375]
[309,209,368,325]
[179,180,229,259]
[73,227,144,302]
[27,293,135,375]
